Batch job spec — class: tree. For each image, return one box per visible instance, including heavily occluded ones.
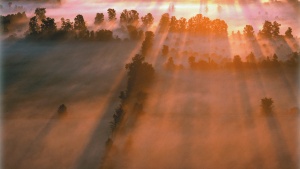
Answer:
[61,18,73,32]
[258,20,273,38]
[141,31,154,56]
[261,97,273,114]
[272,21,281,37]
[141,13,154,27]
[188,56,196,69]
[233,55,242,67]
[285,27,293,38]
[272,53,279,65]
[34,8,46,21]
[107,8,116,21]
[110,105,125,131]
[120,9,139,27]
[158,13,170,32]
[74,14,86,31]
[211,19,228,37]
[95,29,113,41]
[178,17,187,32]
[74,14,87,38]
[169,16,178,32]
[94,13,104,25]
[28,16,40,35]
[41,17,57,34]
[127,25,138,40]
[1,12,28,34]
[243,25,254,38]
[58,104,67,114]
[246,52,256,63]
[125,54,155,94]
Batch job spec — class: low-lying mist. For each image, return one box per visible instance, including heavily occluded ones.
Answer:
[2,34,298,169]
[1,0,299,167]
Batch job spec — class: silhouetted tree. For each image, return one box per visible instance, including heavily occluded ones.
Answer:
[243,25,255,38]
[141,31,154,56]
[1,12,28,33]
[178,17,187,32]
[95,29,113,41]
[141,13,154,27]
[169,16,178,32]
[74,14,87,38]
[40,17,57,35]
[272,21,281,37]
[107,8,116,21]
[272,53,279,65]
[158,13,170,32]
[110,105,125,131]
[211,19,228,37]
[125,54,155,94]
[61,17,73,32]
[94,13,104,25]
[127,25,138,40]
[120,9,139,27]
[57,104,67,114]
[233,55,242,67]
[35,8,46,21]
[74,14,87,32]
[258,20,272,38]
[261,97,273,114]
[285,27,293,38]
[28,16,40,35]
[119,91,127,100]
[245,52,256,67]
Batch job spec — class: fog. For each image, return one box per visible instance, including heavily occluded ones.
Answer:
[2,35,299,169]
[1,0,300,169]
[100,63,298,168]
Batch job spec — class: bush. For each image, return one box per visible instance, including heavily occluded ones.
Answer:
[261,97,273,114]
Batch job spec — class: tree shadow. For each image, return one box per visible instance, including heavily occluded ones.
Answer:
[265,114,295,169]
[12,112,65,169]
[234,67,264,168]
[74,75,126,169]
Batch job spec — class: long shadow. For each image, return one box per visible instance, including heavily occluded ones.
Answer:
[12,113,63,169]
[243,39,297,168]
[178,85,211,168]
[74,75,127,169]
[234,67,264,168]
[266,114,295,169]
[2,40,63,118]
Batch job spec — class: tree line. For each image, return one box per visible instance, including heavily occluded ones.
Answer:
[1,7,296,40]
[107,30,155,145]
[1,11,27,33]
[164,51,299,70]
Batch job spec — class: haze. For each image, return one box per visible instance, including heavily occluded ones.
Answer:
[1,0,299,169]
